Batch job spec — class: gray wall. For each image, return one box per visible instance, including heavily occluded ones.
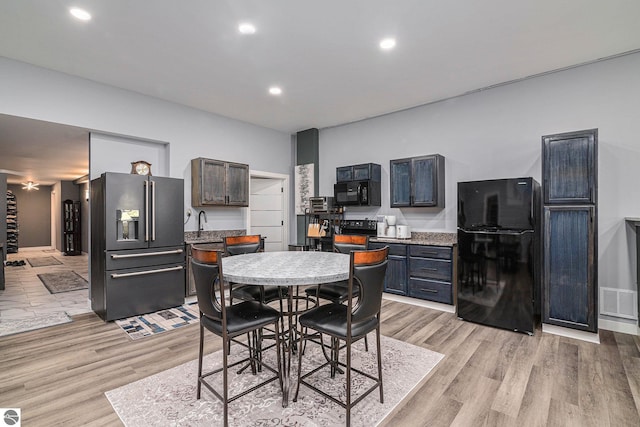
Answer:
[0,57,292,234]
[7,184,51,248]
[318,52,640,330]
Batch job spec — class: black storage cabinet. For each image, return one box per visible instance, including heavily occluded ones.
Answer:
[63,199,82,255]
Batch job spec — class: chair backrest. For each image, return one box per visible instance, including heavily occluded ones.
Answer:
[225,235,262,256]
[333,234,369,254]
[349,246,389,324]
[191,248,224,321]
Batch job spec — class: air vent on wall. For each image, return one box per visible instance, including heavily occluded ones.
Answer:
[600,287,637,320]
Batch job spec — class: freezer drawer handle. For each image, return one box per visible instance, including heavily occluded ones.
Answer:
[419,288,438,293]
[461,229,534,236]
[421,267,439,271]
[111,249,184,259]
[111,265,183,278]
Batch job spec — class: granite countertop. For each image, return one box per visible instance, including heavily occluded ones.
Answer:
[371,231,457,247]
[184,229,245,244]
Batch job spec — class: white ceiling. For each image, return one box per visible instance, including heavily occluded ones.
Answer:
[1,0,640,183]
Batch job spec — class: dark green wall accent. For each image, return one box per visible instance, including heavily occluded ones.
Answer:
[296,128,319,244]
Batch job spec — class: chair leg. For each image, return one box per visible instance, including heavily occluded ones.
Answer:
[376,325,384,403]
[273,320,284,398]
[248,332,256,374]
[293,325,306,402]
[364,334,369,352]
[330,337,340,378]
[223,335,229,427]
[228,285,234,356]
[197,322,204,399]
[346,336,352,427]
[257,329,264,371]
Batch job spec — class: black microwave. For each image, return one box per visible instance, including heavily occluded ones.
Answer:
[334,180,381,206]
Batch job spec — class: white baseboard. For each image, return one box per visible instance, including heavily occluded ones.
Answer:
[599,318,640,336]
[17,246,55,251]
[382,293,456,313]
[542,324,601,343]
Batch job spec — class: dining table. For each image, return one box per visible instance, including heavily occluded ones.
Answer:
[222,250,350,406]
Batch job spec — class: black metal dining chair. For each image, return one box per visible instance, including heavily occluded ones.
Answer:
[191,248,282,426]
[293,246,389,426]
[225,235,287,304]
[305,234,369,305]
[305,234,370,350]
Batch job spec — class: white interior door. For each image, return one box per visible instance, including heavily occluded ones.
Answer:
[250,175,287,251]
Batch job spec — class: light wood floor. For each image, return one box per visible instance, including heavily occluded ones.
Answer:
[1,300,639,426]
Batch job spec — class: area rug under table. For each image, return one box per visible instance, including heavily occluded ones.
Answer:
[0,312,72,337]
[106,335,444,426]
[37,271,88,294]
[115,304,200,340]
[27,256,63,267]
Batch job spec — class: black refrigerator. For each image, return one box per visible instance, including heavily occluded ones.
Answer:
[457,177,540,335]
[91,172,185,321]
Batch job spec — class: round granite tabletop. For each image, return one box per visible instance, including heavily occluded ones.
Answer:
[222,251,350,286]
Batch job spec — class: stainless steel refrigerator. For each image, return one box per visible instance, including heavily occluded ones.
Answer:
[457,177,540,335]
[90,172,185,321]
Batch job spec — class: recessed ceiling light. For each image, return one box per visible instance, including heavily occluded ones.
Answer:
[70,8,91,21]
[379,38,396,50]
[238,23,256,34]
[269,86,282,96]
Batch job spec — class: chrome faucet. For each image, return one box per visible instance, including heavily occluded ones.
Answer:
[197,210,207,237]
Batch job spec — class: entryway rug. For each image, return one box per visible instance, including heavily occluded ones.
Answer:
[27,256,63,267]
[0,312,72,337]
[115,304,200,340]
[37,271,88,294]
[105,335,444,426]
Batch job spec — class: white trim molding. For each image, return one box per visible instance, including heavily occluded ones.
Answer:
[382,293,456,314]
[599,318,640,336]
[542,324,601,344]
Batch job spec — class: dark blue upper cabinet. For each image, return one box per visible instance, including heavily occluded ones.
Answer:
[390,159,411,206]
[336,166,353,182]
[543,129,597,205]
[336,163,381,183]
[390,154,445,208]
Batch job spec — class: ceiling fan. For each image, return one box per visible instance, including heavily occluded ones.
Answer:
[21,181,40,191]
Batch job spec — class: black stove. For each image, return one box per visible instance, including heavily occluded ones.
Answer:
[339,219,378,236]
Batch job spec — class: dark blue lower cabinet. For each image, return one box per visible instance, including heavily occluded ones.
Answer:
[543,206,596,332]
[370,242,407,295]
[371,242,454,304]
[386,255,408,295]
[409,245,453,304]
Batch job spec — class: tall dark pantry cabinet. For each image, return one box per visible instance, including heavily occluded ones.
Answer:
[542,129,598,332]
